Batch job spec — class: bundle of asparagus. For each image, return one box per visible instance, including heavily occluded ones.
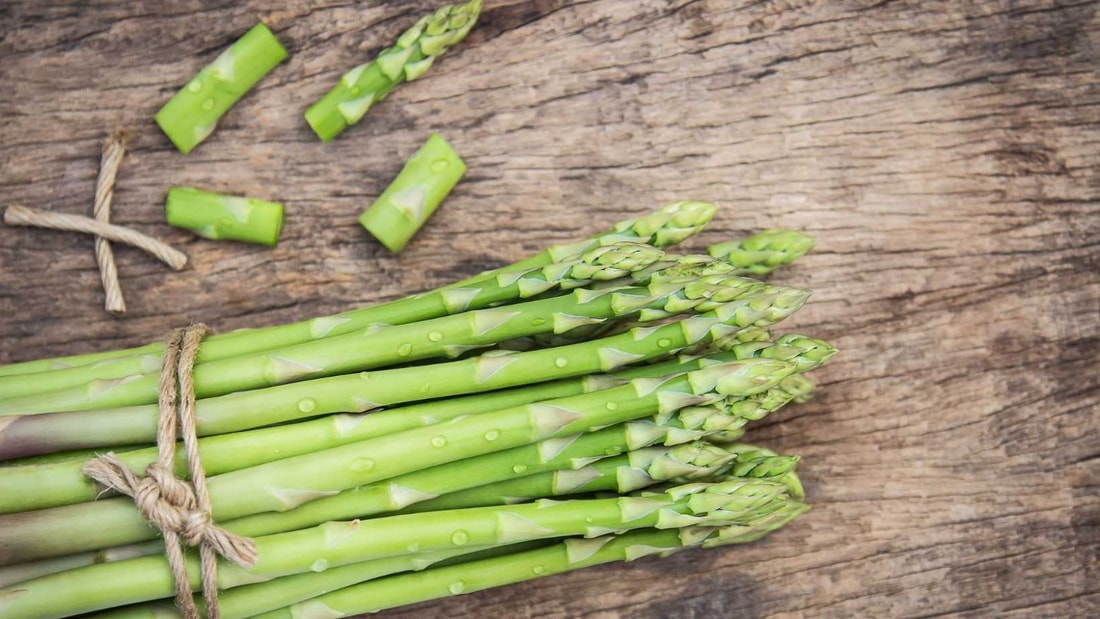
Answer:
[0,202,834,618]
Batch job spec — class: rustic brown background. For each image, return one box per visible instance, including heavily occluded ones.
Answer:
[1,0,1098,617]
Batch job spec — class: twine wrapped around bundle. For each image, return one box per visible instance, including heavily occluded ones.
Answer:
[83,325,256,619]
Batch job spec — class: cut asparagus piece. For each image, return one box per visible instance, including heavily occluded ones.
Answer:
[155,23,287,153]
[0,359,797,564]
[164,187,284,246]
[708,228,816,276]
[305,0,481,141]
[0,476,798,617]
[0,202,715,380]
[359,133,466,252]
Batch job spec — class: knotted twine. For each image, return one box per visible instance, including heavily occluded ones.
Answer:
[83,325,256,619]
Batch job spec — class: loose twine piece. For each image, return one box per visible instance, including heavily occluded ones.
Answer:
[94,129,131,314]
[83,325,256,619]
[3,204,188,270]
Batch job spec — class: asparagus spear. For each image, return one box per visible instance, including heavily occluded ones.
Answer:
[252,503,811,619]
[164,188,284,246]
[708,229,816,276]
[0,281,810,468]
[0,346,828,580]
[0,241,666,404]
[0,477,797,617]
[407,442,805,512]
[304,1,481,141]
[155,23,287,153]
[0,378,793,586]
[0,270,776,411]
[359,133,465,252]
[0,201,715,379]
[0,359,797,564]
[0,344,725,512]
[218,337,832,537]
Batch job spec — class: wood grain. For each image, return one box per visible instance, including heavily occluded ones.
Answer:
[1,0,1098,617]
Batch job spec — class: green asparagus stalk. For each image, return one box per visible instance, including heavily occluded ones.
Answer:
[707,229,816,276]
[155,23,287,153]
[405,442,743,513]
[0,201,715,379]
[449,200,718,287]
[253,503,811,619]
[0,347,828,580]
[0,477,797,617]
[164,188,284,246]
[0,342,733,512]
[114,477,809,619]
[0,241,665,404]
[0,385,769,585]
[0,359,797,564]
[305,1,481,141]
[98,500,812,619]
[0,281,810,466]
[5,254,750,413]
[16,277,787,418]
[217,338,832,536]
[359,133,465,252]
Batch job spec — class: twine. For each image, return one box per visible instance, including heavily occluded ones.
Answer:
[83,325,256,619]
[3,204,188,270]
[93,130,130,314]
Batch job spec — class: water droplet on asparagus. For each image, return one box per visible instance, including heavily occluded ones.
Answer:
[298,398,316,413]
[448,581,466,594]
[350,458,375,472]
[512,464,528,474]
[531,317,546,326]
[451,530,469,545]
[658,338,672,347]
[397,343,413,356]
[554,357,568,367]
[532,565,546,575]
[484,430,500,441]
[201,98,215,111]
[430,159,450,173]
[428,331,443,342]
[311,559,329,572]
[606,402,618,410]
[431,436,448,448]
[187,79,202,92]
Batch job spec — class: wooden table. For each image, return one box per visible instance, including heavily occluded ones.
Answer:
[1,1,1097,617]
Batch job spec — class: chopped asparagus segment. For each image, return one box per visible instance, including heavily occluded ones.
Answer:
[359,133,466,252]
[305,0,481,141]
[155,23,287,153]
[165,187,284,246]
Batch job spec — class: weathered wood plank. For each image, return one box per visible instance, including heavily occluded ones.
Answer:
[1,0,1098,617]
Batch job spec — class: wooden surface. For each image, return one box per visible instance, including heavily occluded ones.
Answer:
[1,1,1098,617]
